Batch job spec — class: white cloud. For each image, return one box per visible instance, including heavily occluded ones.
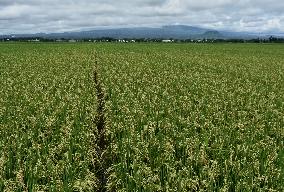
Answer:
[0,4,36,20]
[0,0,283,34]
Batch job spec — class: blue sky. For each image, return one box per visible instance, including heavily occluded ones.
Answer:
[0,0,283,34]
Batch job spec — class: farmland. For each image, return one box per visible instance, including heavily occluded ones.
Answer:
[1,43,284,191]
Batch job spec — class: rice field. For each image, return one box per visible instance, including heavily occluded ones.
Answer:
[0,43,284,191]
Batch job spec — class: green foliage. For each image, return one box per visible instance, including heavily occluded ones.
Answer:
[97,43,284,191]
[0,43,284,191]
[0,43,98,191]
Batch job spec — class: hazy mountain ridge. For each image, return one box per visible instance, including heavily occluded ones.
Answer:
[1,25,282,40]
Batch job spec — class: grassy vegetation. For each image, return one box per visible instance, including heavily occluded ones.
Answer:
[0,43,98,191]
[0,43,284,191]
[97,43,284,191]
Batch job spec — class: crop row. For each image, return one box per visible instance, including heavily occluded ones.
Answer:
[0,44,99,191]
[1,43,284,191]
[97,43,284,191]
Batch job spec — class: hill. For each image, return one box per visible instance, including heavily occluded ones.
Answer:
[0,25,276,40]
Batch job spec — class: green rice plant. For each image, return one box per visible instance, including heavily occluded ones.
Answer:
[1,43,284,191]
[0,43,98,191]
[97,43,284,191]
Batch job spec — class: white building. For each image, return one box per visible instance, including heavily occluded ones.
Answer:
[162,40,173,43]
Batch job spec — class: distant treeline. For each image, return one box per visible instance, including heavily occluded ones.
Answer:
[1,36,284,43]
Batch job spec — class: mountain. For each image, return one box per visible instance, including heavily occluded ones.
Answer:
[0,25,273,40]
[200,31,224,39]
[29,25,210,39]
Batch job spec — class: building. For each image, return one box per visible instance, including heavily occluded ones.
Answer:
[162,40,173,43]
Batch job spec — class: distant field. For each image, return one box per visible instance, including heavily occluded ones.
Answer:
[0,43,284,191]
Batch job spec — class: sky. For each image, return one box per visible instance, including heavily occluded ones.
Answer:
[0,0,284,34]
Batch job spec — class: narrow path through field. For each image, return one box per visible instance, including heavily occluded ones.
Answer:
[93,59,108,191]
